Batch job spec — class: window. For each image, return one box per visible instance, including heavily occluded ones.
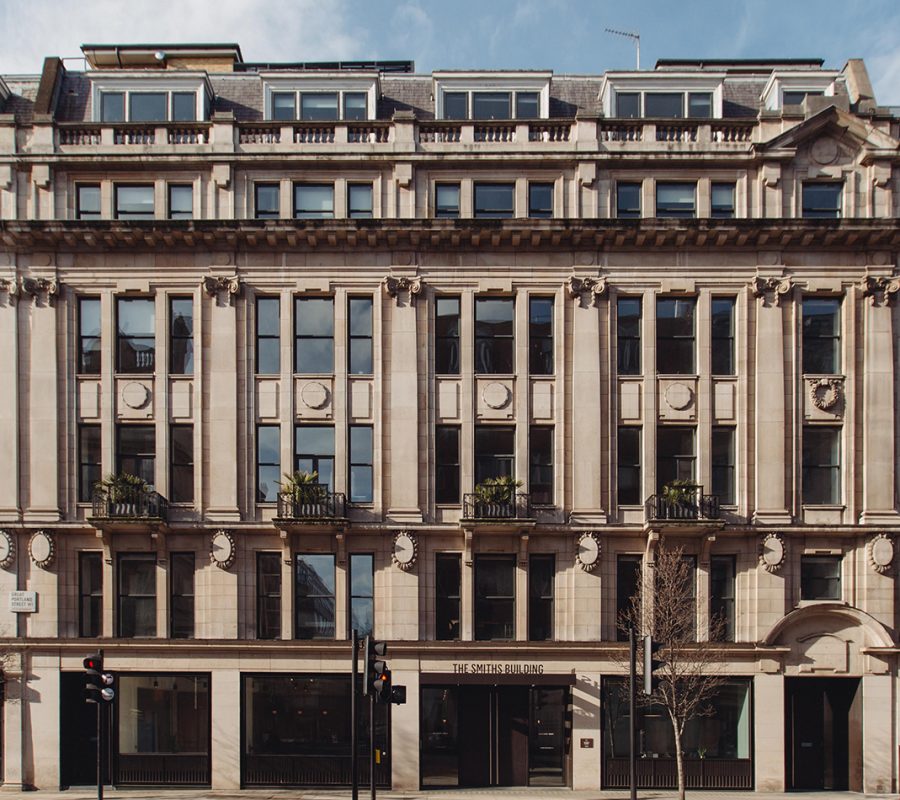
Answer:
[443,91,467,119]
[617,297,641,374]
[255,183,280,219]
[117,553,156,637]
[294,425,335,491]
[712,427,735,505]
[79,425,102,503]
[656,297,696,374]
[783,89,824,106]
[711,182,735,219]
[711,297,735,375]
[294,297,334,373]
[617,427,641,505]
[435,296,460,374]
[656,182,696,218]
[475,297,514,373]
[802,298,841,374]
[100,92,125,122]
[616,554,641,640]
[295,553,335,639]
[710,555,735,641]
[677,555,697,640]
[435,184,460,218]
[348,296,373,374]
[435,553,461,640]
[255,297,280,374]
[115,185,154,220]
[528,554,554,641]
[529,297,553,374]
[802,183,842,219]
[168,184,193,220]
[529,426,553,505]
[78,297,101,374]
[687,92,713,118]
[170,425,194,504]
[475,425,515,485]
[615,92,640,118]
[129,92,166,122]
[301,93,339,121]
[256,552,281,640]
[170,552,194,639]
[116,297,155,373]
[343,92,367,120]
[801,555,841,600]
[435,425,460,504]
[294,184,334,219]
[272,91,296,120]
[76,184,101,220]
[169,297,193,375]
[348,183,373,219]
[515,92,539,118]
[528,182,553,218]
[349,425,374,503]
[256,425,280,503]
[473,91,511,119]
[803,426,841,505]
[657,426,695,489]
[474,555,515,640]
[616,182,641,218]
[645,92,684,118]
[349,553,374,637]
[79,552,103,638]
[474,183,514,218]
[172,92,196,122]
[117,425,155,485]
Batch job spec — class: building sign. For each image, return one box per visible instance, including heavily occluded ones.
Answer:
[580,738,594,749]
[451,662,544,675]
[9,591,37,613]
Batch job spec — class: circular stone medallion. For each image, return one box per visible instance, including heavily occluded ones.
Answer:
[760,534,785,571]
[392,531,418,570]
[576,532,601,571]
[210,530,236,570]
[29,530,54,568]
[870,535,894,573]
[301,381,330,410]
[0,530,15,569]
[811,137,839,165]
[482,382,512,410]
[664,382,693,411]
[122,381,151,410]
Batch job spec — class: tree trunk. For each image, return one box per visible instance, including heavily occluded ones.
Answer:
[672,717,686,800]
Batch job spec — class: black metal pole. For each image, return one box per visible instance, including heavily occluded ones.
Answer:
[351,630,359,800]
[96,694,103,800]
[629,625,637,800]
[370,690,377,800]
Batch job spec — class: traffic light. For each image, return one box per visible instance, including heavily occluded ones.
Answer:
[364,636,390,702]
[390,685,407,705]
[83,652,115,704]
[642,634,665,695]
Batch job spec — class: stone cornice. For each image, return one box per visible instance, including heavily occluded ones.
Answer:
[0,219,898,254]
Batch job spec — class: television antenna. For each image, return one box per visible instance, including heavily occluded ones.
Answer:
[606,27,641,70]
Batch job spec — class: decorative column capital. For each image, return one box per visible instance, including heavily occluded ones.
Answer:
[751,276,792,306]
[566,275,607,306]
[201,274,241,303]
[20,276,59,306]
[860,275,900,307]
[0,276,19,305]
[382,275,422,305]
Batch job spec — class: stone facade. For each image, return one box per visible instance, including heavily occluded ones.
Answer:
[0,44,898,792]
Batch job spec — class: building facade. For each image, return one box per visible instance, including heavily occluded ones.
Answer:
[0,43,899,792]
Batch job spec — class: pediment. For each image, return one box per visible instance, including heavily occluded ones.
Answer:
[758,105,899,156]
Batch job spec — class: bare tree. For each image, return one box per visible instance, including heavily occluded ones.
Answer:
[617,543,726,800]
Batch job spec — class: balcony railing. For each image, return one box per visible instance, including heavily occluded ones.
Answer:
[463,492,532,521]
[91,487,169,521]
[645,484,719,522]
[276,486,346,520]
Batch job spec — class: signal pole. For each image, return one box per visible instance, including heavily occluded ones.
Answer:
[629,626,637,800]
[351,629,359,800]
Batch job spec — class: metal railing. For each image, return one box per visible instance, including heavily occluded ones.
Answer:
[116,753,209,786]
[645,484,719,522]
[604,757,752,789]
[276,486,346,520]
[243,754,389,788]
[91,487,169,521]
[463,492,532,521]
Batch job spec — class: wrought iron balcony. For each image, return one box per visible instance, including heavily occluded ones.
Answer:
[463,493,532,521]
[276,486,346,521]
[645,484,720,523]
[91,486,169,522]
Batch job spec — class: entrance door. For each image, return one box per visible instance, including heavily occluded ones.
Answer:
[786,677,861,791]
[457,686,528,786]
[60,672,111,788]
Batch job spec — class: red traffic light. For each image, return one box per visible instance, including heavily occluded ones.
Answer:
[83,653,103,674]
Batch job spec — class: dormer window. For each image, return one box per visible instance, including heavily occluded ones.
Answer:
[434,72,551,120]
[263,75,377,122]
[761,71,840,111]
[782,89,823,106]
[270,90,369,121]
[91,74,210,123]
[443,90,541,120]
[615,90,713,119]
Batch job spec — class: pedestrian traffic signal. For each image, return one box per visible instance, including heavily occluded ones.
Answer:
[390,685,407,705]
[83,652,115,704]
[642,634,665,695]
[364,636,390,700]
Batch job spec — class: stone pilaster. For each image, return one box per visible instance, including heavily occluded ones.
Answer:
[0,277,19,518]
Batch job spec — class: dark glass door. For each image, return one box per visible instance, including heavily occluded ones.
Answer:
[60,672,111,787]
[530,687,567,785]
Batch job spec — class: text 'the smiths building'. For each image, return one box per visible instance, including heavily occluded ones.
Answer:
[0,41,899,793]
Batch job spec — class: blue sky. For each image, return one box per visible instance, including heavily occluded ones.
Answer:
[2,0,899,103]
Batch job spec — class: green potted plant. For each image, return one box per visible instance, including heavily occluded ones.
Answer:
[95,472,147,516]
[279,471,327,515]
[661,479,696,518]
[473,475,523,517]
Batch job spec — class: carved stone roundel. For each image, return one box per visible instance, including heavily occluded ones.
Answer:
[664,382,693,411]
[0,530,15,569]
[122,381,151,410]
[869,534,894,574]
[811,137,839,166]
[759,533,785,572]
[576,532,601,572]
[301,381,330,410]
[482,382,512,410]
[29,530,55,569]
[392,531,418,571]
[210,530,236,570]
[809,378,841,412]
